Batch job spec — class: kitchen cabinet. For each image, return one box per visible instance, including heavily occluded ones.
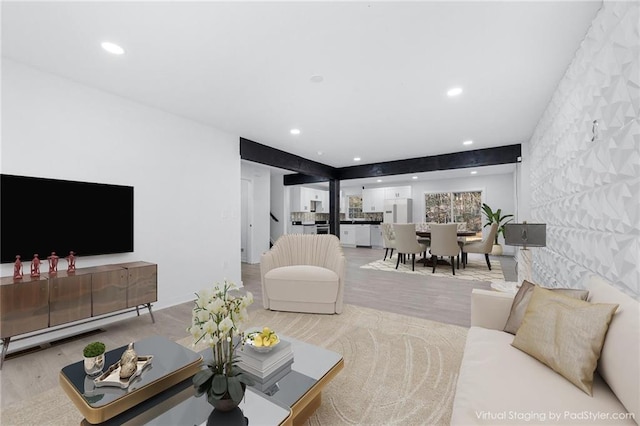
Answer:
[314,189,329,212]
[356,225,371,246]
[290,225,304,234]
[362,188,385,212]
[290,187,329,212]
[384,186,411,200]
[290,186,312,212]
[340,225,356,247]
[370,225,383,248]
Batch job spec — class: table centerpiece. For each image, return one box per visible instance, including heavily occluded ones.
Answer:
[187,280,254,411]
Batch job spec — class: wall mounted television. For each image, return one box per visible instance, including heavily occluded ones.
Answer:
[1,174,134,264]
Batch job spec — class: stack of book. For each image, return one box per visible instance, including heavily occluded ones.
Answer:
[237,338,294,393]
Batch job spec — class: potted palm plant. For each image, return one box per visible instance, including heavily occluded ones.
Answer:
[481,203,514,255]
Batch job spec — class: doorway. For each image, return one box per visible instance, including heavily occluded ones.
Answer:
[241,178,252,263]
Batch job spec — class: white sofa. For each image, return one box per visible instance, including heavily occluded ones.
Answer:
[451,275,639,425]
[260,234,346,314]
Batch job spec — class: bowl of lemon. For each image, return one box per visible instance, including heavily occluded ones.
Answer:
[246,327,280,353]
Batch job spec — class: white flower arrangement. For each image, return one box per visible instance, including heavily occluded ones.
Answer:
[188,280,254,405]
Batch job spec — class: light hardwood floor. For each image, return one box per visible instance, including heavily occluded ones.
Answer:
[0,246,514,409]
[242,246,515,327]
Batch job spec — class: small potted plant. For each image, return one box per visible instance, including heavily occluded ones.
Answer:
[83,341,106,376]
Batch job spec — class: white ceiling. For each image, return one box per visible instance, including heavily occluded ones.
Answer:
[2,1,602,175]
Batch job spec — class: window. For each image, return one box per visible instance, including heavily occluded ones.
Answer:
[348,195,364,219]
[425,191,482,231]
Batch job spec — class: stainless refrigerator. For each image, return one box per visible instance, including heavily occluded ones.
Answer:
[383,198,413,223]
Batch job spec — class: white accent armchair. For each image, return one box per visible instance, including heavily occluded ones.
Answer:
[260,234,346,314]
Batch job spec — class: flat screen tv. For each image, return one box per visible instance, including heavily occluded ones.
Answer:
[1,174,134,264]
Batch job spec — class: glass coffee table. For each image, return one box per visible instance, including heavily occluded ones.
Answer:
[60,334,343,425]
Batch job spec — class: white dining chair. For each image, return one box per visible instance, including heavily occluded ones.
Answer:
[428,223,460,275]
[461,222,498,270]
[381,223,396,261]
[393,223,427,271]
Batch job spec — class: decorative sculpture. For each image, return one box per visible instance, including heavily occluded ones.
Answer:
[48,251,59,274]
[13,255,23,280]
[30,254,41,277]
[66,251,76,272]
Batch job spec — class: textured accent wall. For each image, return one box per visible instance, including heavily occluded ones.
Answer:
[529,1,639,299]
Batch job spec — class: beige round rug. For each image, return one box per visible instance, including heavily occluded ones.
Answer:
[1,304,467,426]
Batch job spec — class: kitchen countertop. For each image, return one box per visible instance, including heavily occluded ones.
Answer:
[291,221,381,225]
[339,220,382,225]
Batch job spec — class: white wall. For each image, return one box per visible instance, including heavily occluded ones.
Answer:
[516,141,532,222]
[528,2,639,298]
[1,60,242,310]
[240,162,271,264]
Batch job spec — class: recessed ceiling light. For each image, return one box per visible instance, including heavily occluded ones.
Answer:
[447,87,463,97]
[470,171,478,175]
[317,151,323,156]
[310,75,324,83]
[463,140,473,145]
[377,179,382,183]
[290,129,301,135]
[353,157,361,162]
[412,176,418,180]
[101,41,125,55]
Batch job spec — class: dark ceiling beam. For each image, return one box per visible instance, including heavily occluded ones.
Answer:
[240,138,336,179]
[283,173,330,185]
[337,144,522,181]
[241,137,521,185]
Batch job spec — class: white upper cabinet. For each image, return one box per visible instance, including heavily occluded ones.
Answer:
[362,188,385,212]
[290,187,329,212]
[384,186,411,199]
[321,190,329,212]
[290,186,311,212]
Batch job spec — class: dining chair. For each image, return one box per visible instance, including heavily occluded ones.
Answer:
[381,223,396,261]
[461,222,498,270]
[428,223,460,275]
[392,223,427,271]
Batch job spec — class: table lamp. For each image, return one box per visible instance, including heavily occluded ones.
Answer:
[504,222,546,285]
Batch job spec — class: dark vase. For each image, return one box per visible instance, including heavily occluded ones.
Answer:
[207,407,248,426]
[209,382,246,412]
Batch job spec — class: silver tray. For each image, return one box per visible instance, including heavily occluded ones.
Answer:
[94,355,154,388]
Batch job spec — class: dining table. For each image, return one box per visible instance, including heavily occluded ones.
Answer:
[415,230,479,267]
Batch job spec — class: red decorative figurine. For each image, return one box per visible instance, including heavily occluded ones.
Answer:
[30,254,41,277]
[13,255,23,280]
[48,251,59,274]
[66,251,76,273]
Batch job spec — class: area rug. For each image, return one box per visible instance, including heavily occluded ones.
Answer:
[0,305,468,426]
[361,252,505,282]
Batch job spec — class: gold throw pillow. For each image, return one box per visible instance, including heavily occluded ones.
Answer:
[503,280,589,335]
[511,286,618,396]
